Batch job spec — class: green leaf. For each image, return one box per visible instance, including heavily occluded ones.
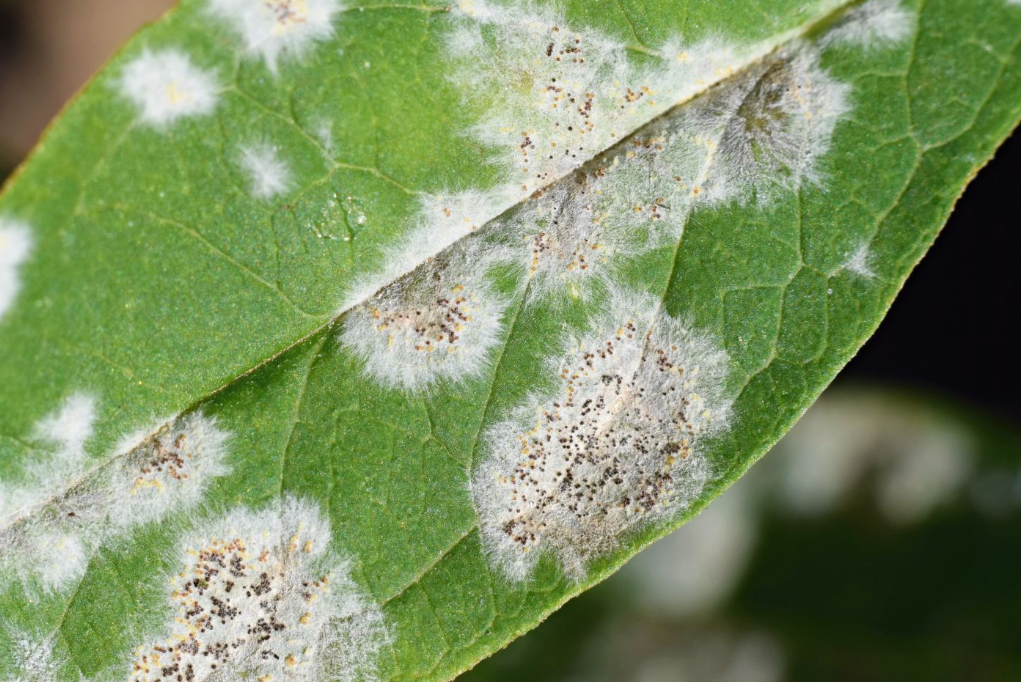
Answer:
[1,0,1020,680]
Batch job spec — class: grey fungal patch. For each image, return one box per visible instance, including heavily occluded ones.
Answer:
[109,412,231,530]
[504,125,707,303]
[0,218,32,325]
[679,46,850,204]
[0,632,70,682]
[128,497,387,682]
[823,0,914,50]
[0,408,231,595]
[208,0,342,71]
[340,237,512,391]
[469,41,853,303]
[117,49,220,127]
[473,289,731,581]
[445,0,756,204]
[0,393,98,593]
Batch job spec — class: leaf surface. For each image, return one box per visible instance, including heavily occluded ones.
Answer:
[1,0,1020,680]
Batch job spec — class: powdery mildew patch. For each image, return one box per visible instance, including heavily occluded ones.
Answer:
[823,0,914,50]
[0,632,69,682]
[118,50,219,127]
[340,235,512,391]
[343,3,893,326]
[841,242,875,279]
[473,289,731,581]
[239,142,292,199]
[109,413,231,530]
[0,393,98,528]
[0,218,32,325]
[128,497,387,682]
[208,0,342,71]
[0,393,98,592]
[445,0,752,203]
[340,189,517,311]
[676,46,851,204]
[501,115,713,303]
[0,406,231,595]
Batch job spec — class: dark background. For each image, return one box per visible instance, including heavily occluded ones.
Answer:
[842,130,1021,427]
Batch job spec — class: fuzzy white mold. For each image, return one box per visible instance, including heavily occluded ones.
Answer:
[502,114,715,303]
[823,0,914,50]
[0,393,98,592]
[109,412,231,530]
[677,45,851,204]
[0,219,32,325]
[339,188,518,312]
[128,496,387,682]
[444,0,761,204]
[0,632,67,682]
[1,393,98,526]
[0,406,232,595]
[340,234,511,391]
[208,0,342,71]
[842,242,875,279]
[240,142,292,199]
[473,288,731,581]
[118,49,219,127]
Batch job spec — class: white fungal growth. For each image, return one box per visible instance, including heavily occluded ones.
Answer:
[315,118,335,155]
[474,289,731,581]
[240,143,292,199]
[128,497,387,682]
[27,530,88,594]
[823,0,914,50]
[118,49,219,127]
[0,406,232,595]
[109,412,231,530]
[338,188,514,316]
[0,632,68,682]
[842,242,875,279]
[481,41,851,304]
[678,46,851,203]
[503,116,714,303]
[445,0,760,203]
[208,0,342,71]
[340,237,511,391]
[0,218,32,325]
[0,393,97,526]
[0,393,97,592]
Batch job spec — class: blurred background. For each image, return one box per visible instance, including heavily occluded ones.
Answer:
[1,2,1019,680]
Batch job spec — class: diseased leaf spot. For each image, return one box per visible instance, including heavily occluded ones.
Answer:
[118,50,220,127]
[822,0,914,50]
[340,238,511,391]
[678,46,850,203]
[128,497,387,682]
[109,412,231,530]
[208,0,342,72]
[0,406,231,595]
[1,632,70,682]
[842,242,875,279]
[239,142,293,199]
[474,289,731,581]
[0,217,33,325]
[445,0,749,202]
[0,393,97,592]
